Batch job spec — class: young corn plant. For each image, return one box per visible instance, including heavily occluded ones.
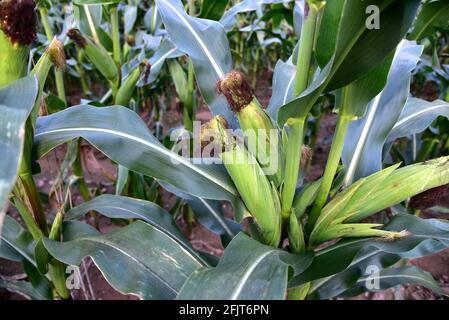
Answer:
[1,0,449,301]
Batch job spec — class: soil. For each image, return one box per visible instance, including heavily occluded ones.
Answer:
[2,74,449,300]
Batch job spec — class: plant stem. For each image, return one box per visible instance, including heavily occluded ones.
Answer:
[17,124,49,235]
[293,4,319,97]
[54,71,66,104]
[110,5,121,66]
[183,60,195,132]
[281,2,319,218]
[281,118,305,218]
[48,262,70,299]
[76,50,90,95]
[252,48,260,88]
[39,8,67,104]
[73,141,91,202]
[48,209,71,300]
[189,0,196,16]
[39,8,53,40]
[306,114,351,233]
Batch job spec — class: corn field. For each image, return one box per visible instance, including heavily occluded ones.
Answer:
[1,0,449,302]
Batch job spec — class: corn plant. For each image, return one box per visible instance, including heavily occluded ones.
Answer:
[1,0,449,301]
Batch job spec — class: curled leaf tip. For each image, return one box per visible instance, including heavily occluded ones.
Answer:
[47,37,66,69]
[0,0,37,46]
[216,70,254,112]
[67,28,86,48]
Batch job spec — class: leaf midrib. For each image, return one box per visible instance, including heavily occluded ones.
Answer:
[68,202,208,266]
[35,126,237,196]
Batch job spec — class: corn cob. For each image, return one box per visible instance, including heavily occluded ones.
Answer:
[116,62,151,106]
[67,28,118,83]
[202,116,282,247]
[217,70,284,187]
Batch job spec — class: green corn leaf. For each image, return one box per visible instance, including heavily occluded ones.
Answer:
[266,57,296,118]
[340,266,446,299]
[342,40,423,185]
[185,197,242,243]
[34,105,238,202]
[144,4,162,33]
[168,59,189,106]
[138,38,182,86]
[43,220,205,300]
[220,0,295,32]
[64,194,205,264]
[124,4,138,34]
[155,0,235,122]
[0,215,52,299]
[0,279,49,300]
[408,0,449,41]
[278,0,421,126]
[177,233,313,300]
[288,214,306,254]
[200,0,230,21]
[73,4,106,47]
[0,215,37,266]
[0,77,38,228]
[336,52,393,119]
[293,178,322,218]
[157,180,243,241]
[386,98,449,144]
[290,214,449,288]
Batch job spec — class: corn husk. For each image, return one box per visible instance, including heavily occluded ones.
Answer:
[288,214,306,254]
[309,156,449,246]
[221,144,282,246]
[67,29,118,82]
[116,62,150,106]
